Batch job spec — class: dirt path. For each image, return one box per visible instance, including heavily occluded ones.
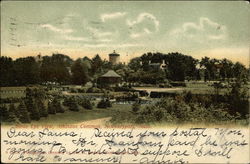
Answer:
[76,117,112,126]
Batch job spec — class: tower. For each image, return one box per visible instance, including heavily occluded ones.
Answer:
[109,50,120,65]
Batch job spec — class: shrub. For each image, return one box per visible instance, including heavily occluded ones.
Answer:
[63,97,71,107]
[68,97,79,112]
[227,80,249,116]
[86,87,102,93]
[132,102,141,113]
[54,97,64,113]
[0,105,9,122]
[48,101,56,114]
[80,98,93,110]
[25,97,40,121]
[8,103,19,123]
[18,101,31,123]
[36,99,48,117]
[97,99,112,108]
[133,97,237,124]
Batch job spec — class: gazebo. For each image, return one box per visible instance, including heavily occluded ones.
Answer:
[97,70,121,87]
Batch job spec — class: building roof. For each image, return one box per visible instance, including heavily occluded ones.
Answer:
[109,50,120,57]
[101,70,121,78]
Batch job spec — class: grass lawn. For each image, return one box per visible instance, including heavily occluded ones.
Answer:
[28,103,132,125]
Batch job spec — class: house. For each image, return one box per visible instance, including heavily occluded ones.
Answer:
[148,60,167,70]
[97,70,122,87]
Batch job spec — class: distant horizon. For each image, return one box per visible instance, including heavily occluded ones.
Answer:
[2,49,249,68]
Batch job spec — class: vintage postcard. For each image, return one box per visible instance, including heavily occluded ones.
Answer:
[1,1,249,163]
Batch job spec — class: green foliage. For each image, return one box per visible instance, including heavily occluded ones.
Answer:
[54,97,65,113]
[132,102,141,113]
[0,56,15,86]
[8,103,18,122]
[97,99,112,108]
[227,79,249,116]
[68,97,79,112]
[86,87,102,93]
[18,101,31,123]
[71,58,90,85]
[25,97,40,121]
[13,57,40,85]
[37,99,48,117]
[0,105,9,122]
[48,101,56,114]
[80,98,93,110]
[40,54,72,84]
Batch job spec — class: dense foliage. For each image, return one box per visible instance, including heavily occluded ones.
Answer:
[1,51,248,86]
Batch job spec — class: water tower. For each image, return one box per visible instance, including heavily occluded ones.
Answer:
[109,50,120,65]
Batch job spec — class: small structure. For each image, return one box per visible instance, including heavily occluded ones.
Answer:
[97,70,121,87]
[149,60,167,70]
[0,87,26,99]
[109,50,120,65]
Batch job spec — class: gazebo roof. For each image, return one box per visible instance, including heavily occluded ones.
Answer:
[101,70,121,78]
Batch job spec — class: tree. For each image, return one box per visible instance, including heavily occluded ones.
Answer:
[0,105,9,122]
[25,88,40,120]
[91,54,103,75]
[40,53,72,84]
[8,103,18,122]
[0,56,15,86]
[71,59,90,85]
[13,57,40,85]
[233,62,248,82]
[18,101,31,123]
[26,97,40,121]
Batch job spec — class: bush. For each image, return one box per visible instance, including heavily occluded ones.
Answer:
[18,101,31,123]
[86,87,102,93]
[0,105,9,122]
[36,99,48,117]
[54,97,64,113]
[63,97,71,107]
[226,80,249,116]
[132,102,141,113]
[80,98,93,110]
[8,103,19,123]
[133,97,238,124]
[68,97,79,112]
[25,97,40,121]
[48,101,56,114]
[97,99,112,108]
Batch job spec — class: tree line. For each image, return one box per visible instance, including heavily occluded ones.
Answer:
[0,52,248,87]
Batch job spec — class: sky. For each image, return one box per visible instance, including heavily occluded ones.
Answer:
[1,1,249,66]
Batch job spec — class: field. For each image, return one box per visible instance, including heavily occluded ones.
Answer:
[27,104,131,125]
[134,83,229,95]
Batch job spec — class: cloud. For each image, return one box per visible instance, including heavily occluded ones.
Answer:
[126,12,159,38]
[100,12,127,22]
[64,36,89,41]
[40,24,73,34]
[170,17,227,41]
[83,43,142,48]
[98,38,112,43]
[86,26,113,38]
[127,12,159,31]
